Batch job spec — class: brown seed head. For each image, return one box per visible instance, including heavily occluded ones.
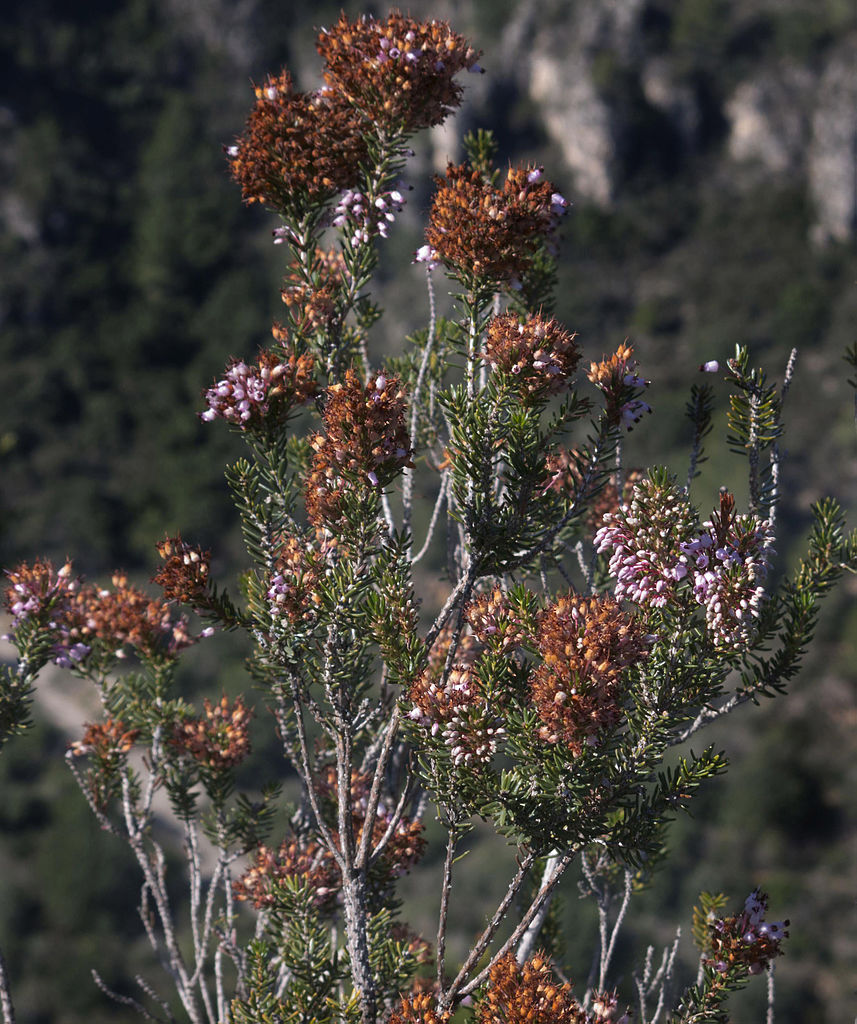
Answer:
[317,12,481,133]
[153,535,211,606]
[172,695,252,770]
[483,313,580,399]
[426,163,565,285]
[479,952,587,1024]
[228,69,368,211]
[531,594,648,755]
[305,369,413,527]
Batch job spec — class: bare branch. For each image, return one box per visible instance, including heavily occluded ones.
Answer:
[0,948,16,1024]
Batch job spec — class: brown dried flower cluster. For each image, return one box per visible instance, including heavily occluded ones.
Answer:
[5,558,79,619]
[478,954,627,1024]
[317,11,481,133]
[227,70,368,210]
[408,661,505,767]
[483,313,581,400]
[478,954,587,1024]
[68,718,141,811]
[171,696,252,771]
[78,574,196,662]
[266,534,328,623]
[306,369,413,526]
[5,560,196,665]
[465,587,529,652]
[153,535,211,606]
[69,718,140,761]
[233,837,340,913]
[531,594,649,755]
[587,343,651,431]
[388,991,450,1024]
[280,248,346,337]
[425,164,567,285]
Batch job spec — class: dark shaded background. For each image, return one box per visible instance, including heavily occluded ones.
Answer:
[2,0,856,1020]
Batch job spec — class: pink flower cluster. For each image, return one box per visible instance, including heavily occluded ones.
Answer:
[408,664,505,767]
[594,479,771,648]
[332,186,407,245]
[5,560,90,667]
[707,889,789,976]
[686,512,771,647]
[201,356,285,427]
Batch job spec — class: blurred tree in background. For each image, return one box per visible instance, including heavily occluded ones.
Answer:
[1,0,856,1020]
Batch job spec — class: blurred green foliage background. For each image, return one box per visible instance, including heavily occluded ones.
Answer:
[2,0,856,1020]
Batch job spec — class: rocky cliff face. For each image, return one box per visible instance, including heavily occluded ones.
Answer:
[478,0,857,246]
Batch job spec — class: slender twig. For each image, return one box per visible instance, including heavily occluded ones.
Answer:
[766,961,776,1024]
[0,948,16,1024]
[290,682,344,868]
[91,971,166,1023]
[368,766,417,866]
[436,831,458,990]
[412,473,449,565]
[515,849,564,963]
[134,975,176,1023]
[403,266,439,541]
[458,849,575,999]
[598,869,634,990]
[424,565,477,652]
[119,771,204,1024]
[669,691,750,746]
[356,705,402,869]
[766,348,797,548]
[440,850,536,1009]
[635,930,681,1024]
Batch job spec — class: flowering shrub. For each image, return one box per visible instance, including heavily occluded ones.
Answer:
[2,10,856,1024]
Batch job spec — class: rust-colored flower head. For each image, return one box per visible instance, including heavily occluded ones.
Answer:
[317,12,481,134]
[281,247,346,337]
[389,991,450,1024]
[408,661,505,767]
[531,594,649,755]
[227,69,368,212]
[425,163,569,287]
[233,837,341,913]
[587,343,651,431]
[465,586,530,652]
[483,313,580,400]
[267,534,326,624]
[478,952,587,1024]
[68,718,140,811]
[6,560,196,665]
[305,369,413,527]
[153,535,211,607]
[5,558,78,622]
[172,695,252,771]
[202,339,317,431]
[70,719,140,761]
[68,574,196,663]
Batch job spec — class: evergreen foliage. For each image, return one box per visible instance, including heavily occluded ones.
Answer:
[2,3,857,1023]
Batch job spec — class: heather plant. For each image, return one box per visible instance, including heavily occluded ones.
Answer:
[2,11,856,1024]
